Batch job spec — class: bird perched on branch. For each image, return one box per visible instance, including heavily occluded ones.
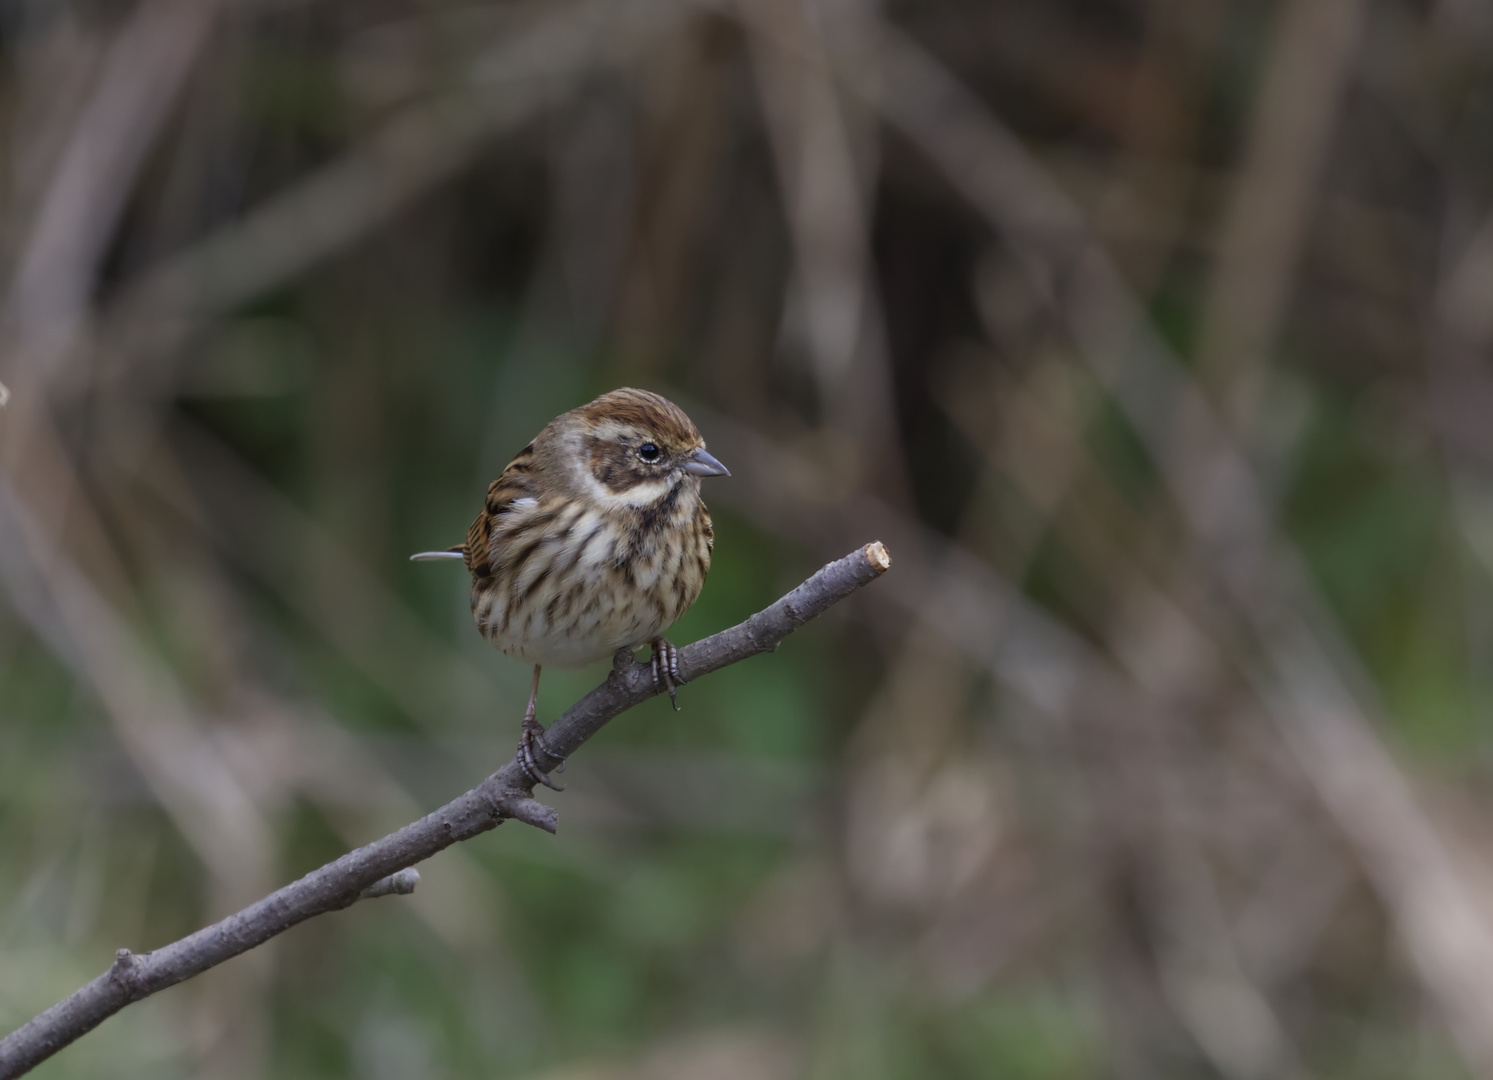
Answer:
[412,388,729,790]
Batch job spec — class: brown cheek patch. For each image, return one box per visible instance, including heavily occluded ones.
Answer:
[587,437,645,493]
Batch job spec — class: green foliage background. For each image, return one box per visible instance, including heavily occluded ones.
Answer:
[3,1,1493,1078]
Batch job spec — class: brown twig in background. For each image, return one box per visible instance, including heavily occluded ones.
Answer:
[850,26,1493,1073]
[70,0,676,407]
[0,542,890,1080]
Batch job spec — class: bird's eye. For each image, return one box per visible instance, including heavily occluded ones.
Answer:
[638,442,661,462]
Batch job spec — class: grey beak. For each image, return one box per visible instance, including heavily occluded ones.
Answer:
[681,446,731,477]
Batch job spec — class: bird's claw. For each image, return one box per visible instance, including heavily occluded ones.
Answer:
[649,637,684,712]
[519,715,565,791]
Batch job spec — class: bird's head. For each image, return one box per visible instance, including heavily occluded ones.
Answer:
[549,388,729,509]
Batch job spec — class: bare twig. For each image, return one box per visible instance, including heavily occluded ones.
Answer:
[0,542,890,1080]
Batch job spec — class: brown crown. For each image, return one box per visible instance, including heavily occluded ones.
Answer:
[571,388,702,447]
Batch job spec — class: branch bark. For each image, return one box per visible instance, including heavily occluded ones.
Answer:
[0,541,891,1080]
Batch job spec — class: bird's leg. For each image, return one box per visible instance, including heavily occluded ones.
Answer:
[649,637,684,712]
[518,664,564,791]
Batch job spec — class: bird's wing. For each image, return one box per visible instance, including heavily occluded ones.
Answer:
[464,442,541,578]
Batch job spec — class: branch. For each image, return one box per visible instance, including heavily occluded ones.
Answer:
[0,542,891,1080]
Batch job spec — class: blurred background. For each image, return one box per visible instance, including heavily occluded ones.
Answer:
[4,0,1493,1077]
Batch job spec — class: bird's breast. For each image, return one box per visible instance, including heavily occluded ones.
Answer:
[470,493,712,669]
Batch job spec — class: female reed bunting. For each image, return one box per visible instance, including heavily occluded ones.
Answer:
[412,388,730,789]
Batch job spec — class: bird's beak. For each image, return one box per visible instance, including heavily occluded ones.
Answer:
[681,446,731,477]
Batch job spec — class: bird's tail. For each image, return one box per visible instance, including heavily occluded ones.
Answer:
[410,546,466,562]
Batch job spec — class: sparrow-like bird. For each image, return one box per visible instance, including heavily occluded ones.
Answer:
[412,388,729,789]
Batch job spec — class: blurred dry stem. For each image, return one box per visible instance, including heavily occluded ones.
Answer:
[738,0,906,498]
[1,0,216,390]
[87,0,675,405]
[833,22,1493,1075]
[1195,0,1364,426]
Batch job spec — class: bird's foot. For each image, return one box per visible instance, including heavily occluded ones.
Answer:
[649,637,685,712]
[519,715,564,791]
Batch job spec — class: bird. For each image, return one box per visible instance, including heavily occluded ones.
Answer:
[410,388,730,790]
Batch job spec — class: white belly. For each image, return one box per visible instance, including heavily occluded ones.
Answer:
[471,530,687,669]
[469,490,708,670]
